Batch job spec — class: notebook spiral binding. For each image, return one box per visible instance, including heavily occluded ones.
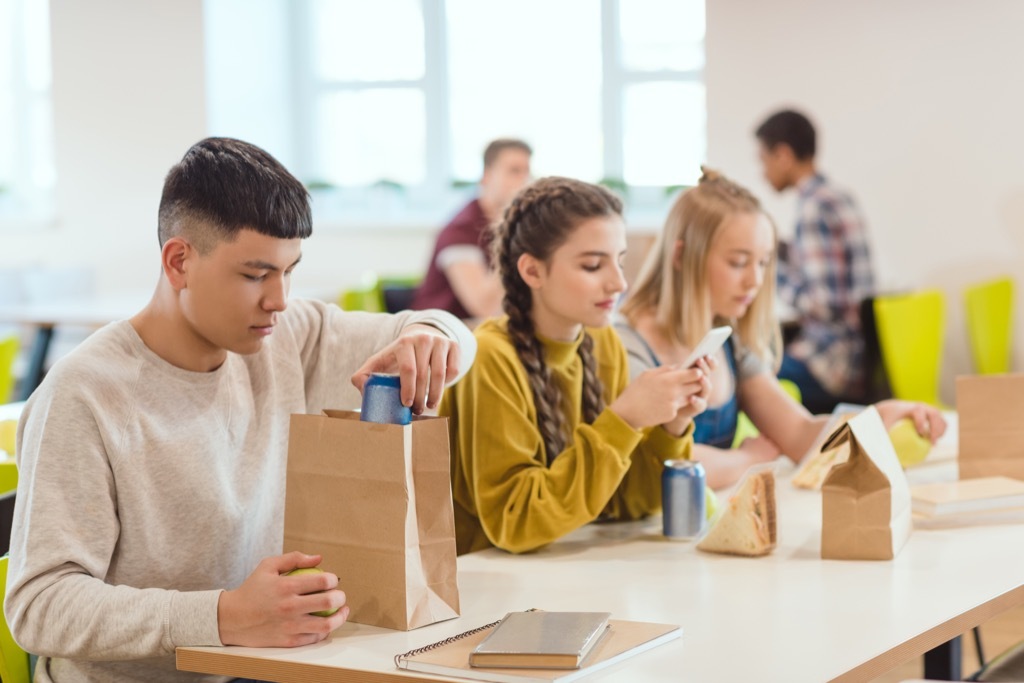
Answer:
[394,609,537,669]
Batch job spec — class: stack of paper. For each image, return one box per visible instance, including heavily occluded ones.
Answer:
[911,476,1024,517]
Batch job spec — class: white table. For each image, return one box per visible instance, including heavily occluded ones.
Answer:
[0,292,152,400]
[177,420,1024,682]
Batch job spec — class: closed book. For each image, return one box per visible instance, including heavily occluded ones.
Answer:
[394,612,681,683]
[911,476,1024,517]
[470,611,610,669]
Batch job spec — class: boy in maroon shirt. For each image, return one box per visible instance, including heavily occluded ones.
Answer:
[413,139,531,319]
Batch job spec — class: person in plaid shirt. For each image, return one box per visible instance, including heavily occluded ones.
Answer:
[756,109,875,413]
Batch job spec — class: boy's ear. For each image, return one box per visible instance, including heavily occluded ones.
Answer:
[162,237,192,291]
[517,253,545,290]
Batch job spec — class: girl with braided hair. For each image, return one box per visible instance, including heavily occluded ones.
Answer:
[439,177,711,555]
[616,168,946,489]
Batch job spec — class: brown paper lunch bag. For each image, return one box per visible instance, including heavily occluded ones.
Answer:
[820,406,913,561]
[284,410,460,630]
[957,374,1024,481]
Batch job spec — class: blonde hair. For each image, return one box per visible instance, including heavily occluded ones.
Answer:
[620,167,781,369]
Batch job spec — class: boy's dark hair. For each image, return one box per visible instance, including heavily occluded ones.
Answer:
[755,110,817,161]
[483,138,532,170]
[158,137,312,252]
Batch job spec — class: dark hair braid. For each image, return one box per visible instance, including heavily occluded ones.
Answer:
[577,333,606,424]
[490,177,621,463]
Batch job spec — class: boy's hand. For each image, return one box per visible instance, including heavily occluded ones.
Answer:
[351,325,461,413]
[218,551,350,648]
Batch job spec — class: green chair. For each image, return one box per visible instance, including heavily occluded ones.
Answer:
[873,290,945,406]
[376,275,422,314]
[964,277,1014,375]
[0,335,17,404]
[339,273,423,313]
[731,379,801,448]
[338,273,384,312]
[0,555,31,683]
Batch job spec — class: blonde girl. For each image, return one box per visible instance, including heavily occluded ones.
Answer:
[617,168,945,489]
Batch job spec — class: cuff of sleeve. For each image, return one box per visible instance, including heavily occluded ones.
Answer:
[401,310,478,384]
[646,420,695,461]
[591,409,645,463]
[168,589,224,648]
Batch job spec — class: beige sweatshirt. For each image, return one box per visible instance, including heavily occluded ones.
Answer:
[4,299,475,683]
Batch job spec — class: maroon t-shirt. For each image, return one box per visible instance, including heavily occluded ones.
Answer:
[412,199,492,319]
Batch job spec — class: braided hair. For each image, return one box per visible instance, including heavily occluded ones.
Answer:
[490,177,623,463]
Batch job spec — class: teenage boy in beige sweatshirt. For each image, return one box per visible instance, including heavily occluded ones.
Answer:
[4,137,476,683]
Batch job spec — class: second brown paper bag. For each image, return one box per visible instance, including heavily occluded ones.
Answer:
[820,406,912,560]
[957,374,1024,481]
[283,410,460,631]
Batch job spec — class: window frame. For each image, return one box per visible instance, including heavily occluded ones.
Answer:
[0,0,56,228]
[291,0,705,227]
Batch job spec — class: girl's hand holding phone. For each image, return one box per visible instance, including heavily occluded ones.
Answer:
[661,356,713,435]
[610,357,713,436]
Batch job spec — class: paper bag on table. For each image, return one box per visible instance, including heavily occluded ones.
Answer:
[820,406,912,560]
[957,374,1024,481]
[284,410,460,631]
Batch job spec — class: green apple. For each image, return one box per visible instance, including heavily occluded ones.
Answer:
[704,489,720,520]
[888,417,932,468]
[705,485,719,520]
[284,566,339,617]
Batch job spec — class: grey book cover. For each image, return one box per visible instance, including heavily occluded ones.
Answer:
[470,611,612,669]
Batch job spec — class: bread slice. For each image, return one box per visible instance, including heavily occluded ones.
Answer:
[697,470,777,557]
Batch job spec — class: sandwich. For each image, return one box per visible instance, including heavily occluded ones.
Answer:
[697,470,777,557]
[792,440,851,490]
[792,411,858,490]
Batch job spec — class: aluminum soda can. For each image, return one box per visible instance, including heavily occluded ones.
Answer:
[662,459,706,539]
[360,373,412,425]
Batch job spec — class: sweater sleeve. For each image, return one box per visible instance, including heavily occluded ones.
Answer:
[603,340,694,521]
[287,300,476,412]
[5,388,224,660]
[450,339,647,554]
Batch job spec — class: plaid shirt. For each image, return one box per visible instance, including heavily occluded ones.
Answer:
[777,173,875,396]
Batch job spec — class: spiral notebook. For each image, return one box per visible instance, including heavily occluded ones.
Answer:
[394,611,681,683]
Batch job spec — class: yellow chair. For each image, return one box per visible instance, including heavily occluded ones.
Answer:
[873,290,945,406]
[0,421,15,459]
[0,335,17,404]
[0,555,31,683]
[0,461,15,493]
[964,277,1014,375]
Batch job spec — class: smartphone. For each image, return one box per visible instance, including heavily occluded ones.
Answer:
[681,325,732,368]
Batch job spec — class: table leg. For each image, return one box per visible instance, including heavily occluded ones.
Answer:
[19,326,54,401]
[923,636,962,680]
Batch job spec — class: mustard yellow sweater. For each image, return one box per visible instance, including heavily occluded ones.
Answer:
[440,317,693,555]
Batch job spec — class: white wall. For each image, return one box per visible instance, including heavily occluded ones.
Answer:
[0,0,207,293]
[707,0,1024,403]
[3,1,1022,403]
[0,0,434,301]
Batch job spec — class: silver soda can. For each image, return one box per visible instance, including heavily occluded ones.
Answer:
[662,459,706,539]
[360,373,412,425]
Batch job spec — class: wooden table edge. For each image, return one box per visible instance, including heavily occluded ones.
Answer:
[176,647,457,683]
[830,583,1024,682]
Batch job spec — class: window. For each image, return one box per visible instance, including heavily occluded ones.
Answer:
[0,0,55,223]
[206,0,706,225]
